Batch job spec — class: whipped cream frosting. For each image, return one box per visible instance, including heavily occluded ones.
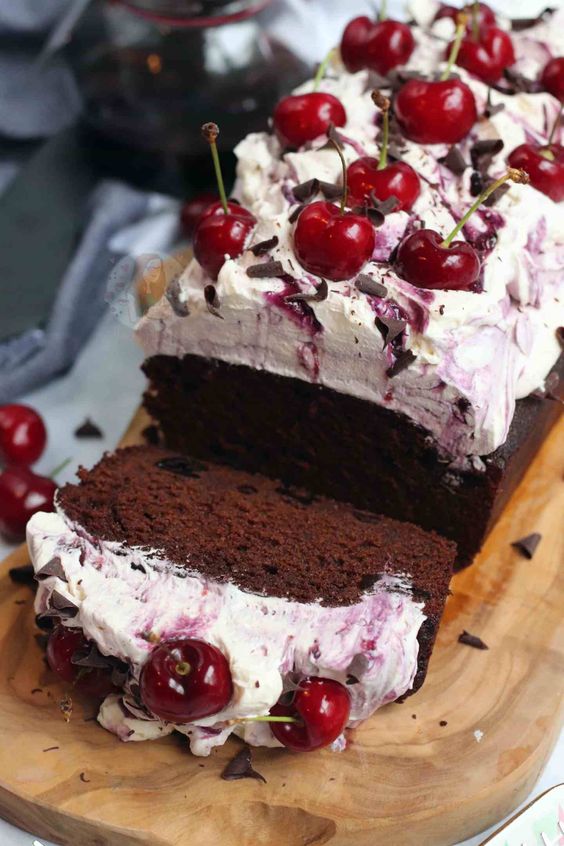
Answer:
[27,509,426,756]
[137,6,564,460]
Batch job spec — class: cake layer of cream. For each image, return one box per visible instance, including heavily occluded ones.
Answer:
[137,6,564,460]
[28,509,426,756]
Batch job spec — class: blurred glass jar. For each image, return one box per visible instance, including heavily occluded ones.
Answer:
[66,0,309,160]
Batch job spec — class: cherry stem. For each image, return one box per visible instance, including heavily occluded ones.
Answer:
[201,122,229,215]
[49,457,72,479]
[372,91,390,170]
[227,715,300,725]
[441,168,529,247]
[175,661,191,676]
[471,1,479,40]
[441,14,467,81]
[546,104,562,149]
[313,48,336,92]
[379,0,387,21]
[326,128,348,214]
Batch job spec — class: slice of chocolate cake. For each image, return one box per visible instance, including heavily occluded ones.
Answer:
[27,445,454,757]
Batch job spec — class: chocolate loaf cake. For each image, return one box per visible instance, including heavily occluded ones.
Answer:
[27,445,455,756]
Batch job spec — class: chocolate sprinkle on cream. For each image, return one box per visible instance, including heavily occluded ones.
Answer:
[293,178,321,202]
[511,532,542,559]
[375,316,406,348]
[458,630,489,650]
[511,8,555,30]
[353,205,385,227]
[439,145,467,175]
[386,349,417,378]
[355,274,388,298]
[204,284,223,319]
[501,68,540,95]
[247,260,285,279]
[288,204,305,223]
[71,643,113,669]
[470,139,504,172]
[221,746,267,783]
[250,235,279,256]
[75,418,103,439]
[165,276,190,317]
[156,456,208,479]
[9,564,35,586]
[285,279,328,303]
[370,192,399,216]
[36,556,66,582]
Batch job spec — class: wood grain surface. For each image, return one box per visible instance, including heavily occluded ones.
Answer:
[0,411,562,846]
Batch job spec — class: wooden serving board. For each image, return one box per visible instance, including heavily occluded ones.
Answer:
[0,410,562,846]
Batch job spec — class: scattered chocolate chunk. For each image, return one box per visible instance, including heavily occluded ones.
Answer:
[284,279,328,303]
[142,424,161,446]
[35,613,54,632]
[501,68,540,95]
[386,349,417,378]
[80,772,91,783]
[470,139,504,172]
[8,563,35,586]
[288,204,305,223]
[131,562,146,574]
[247,261,285,279]
[346,653,369,686]
[221,746,267,783]
[470,171,483,197]
[72,643,113,669]
[375,316,406,348]
[36,556,66,582]
[319,181,343,200]
[439,720,448,727]
[511,532,542,560]
[411,714,417,720]
[43,746,59,752]
[439,145,467,176]
[250,235,279,256]
[292,178,321,202]
[370,192,399,216]
[511,8,555,30]
[204,284,223,320]
[156,456,207,478]
[355,274,387,298]
[165,276,190,317]
[484,88,505,119]
[355,205,386,227]
[458,630,489,650]
[38,590,79,622]
[74,418,103,439]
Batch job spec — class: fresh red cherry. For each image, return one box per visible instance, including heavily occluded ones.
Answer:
[395,78,477,144]
[140,639,233,723]
[508,143,564,202]
[194,200,256,279]
[0,404,47,466]
[180,192,217,238]
[341,16,415,76]
[294,201,376,281]
[47,625,117,698]
[395,168,529,289]
[0,466,56,541]
[273,93,346,149]
[193,123,256,280]
[435,3,496,30]
[270,677,351,752]
[540,57,564,102]
[453,26,515,84]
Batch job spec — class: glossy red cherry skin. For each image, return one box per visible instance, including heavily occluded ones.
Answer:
[140,639,233,723]
[347,158,420,212]
[435,3,496,30]
[340,16,373,73]
[0,466,56,541]
[396,229,481,291]
[341,17,415,76]
[395,78,478,144]
[273,93,347,149]
[540,57,564,102]
[270,677,351,752]
[507,144,564,203]
[453,27,515,85]
[0,404,47,466]
[180,192,217,238]
[47,625,117,698]
[294,201,376,281]
[193,200,256,280]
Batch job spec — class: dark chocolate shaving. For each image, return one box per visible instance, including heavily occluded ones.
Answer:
[358,572,381,590]
[246,261,285,279]
[375,316,406,348]
[221,746,267,783]
[9,564,35,586]
[470,171,483,197]
[38,590,79,621]
[156,456,207,478]
[72,643,113,669]
[288,204,305,223]
[511,532,542,560]
[250,235,279,256]
[511,8,555,30]
[484,88,505,119]
[470,139,504,172]
[284,279,328,303]
[458,630,489,650]
[204,284,223,319]
[439,720,448,727]
[80,772,91,783]
[353,205,385,227]
[74,418,103,439]
[501,68,540,94]
[386,349,417,378]
[165,277,190,317]
[36,557,66,582]
[370,192,399,216]
[319,181,343,200]
[355,274,388,298]
[439,146,468,176]
[292,178,320,202]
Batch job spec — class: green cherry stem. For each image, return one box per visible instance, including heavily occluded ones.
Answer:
[327,126,348,214]
[226,715,300,726]
[372,90,391,170]
[201,122,229,215]
[441,13,468,81]
[313,48,336,92]
[441,168,529,248]
[379,0,387,21]
[49,457,72,480]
